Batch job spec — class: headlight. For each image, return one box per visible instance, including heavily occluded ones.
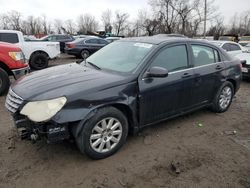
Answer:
[9,51,25,61]
[20,97,67,122]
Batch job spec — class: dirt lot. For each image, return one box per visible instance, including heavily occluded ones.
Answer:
[0,54,250,188]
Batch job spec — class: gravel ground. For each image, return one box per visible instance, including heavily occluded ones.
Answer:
[0,54,250,188]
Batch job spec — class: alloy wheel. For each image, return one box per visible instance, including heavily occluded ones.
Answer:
[219,86,232,110]
[90,117,123,153]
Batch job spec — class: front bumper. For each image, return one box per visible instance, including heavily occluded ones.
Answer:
[12,66,30,79]
[13,114,70,143]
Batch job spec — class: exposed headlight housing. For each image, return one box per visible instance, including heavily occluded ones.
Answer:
[9,51,25,61]
[20,97,67,122]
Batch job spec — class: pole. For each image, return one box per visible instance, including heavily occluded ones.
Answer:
[203,0,207,39]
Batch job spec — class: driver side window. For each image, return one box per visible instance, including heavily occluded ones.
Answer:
[151,45,188,72]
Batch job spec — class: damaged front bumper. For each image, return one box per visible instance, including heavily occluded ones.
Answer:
[13,113,71,143]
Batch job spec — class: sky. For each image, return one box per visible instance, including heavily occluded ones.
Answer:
[0,0,249,25]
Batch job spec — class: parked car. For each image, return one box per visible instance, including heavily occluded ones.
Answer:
[235,53,250,79]
[5,37,241,159]
[0,42,29,95]
[40,34,74,53]
[239,35,250,46]
[65,37,109,58]
[242,43,250,51]
[210,41,248,56]
[0,30,60,70]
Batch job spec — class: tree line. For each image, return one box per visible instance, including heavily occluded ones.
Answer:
[0,0,250,38]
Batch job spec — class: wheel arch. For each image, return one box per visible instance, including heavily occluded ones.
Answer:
[0,61,12,76]
[29,50,49,63]
[74,102,138,138]
[226,79,236,93]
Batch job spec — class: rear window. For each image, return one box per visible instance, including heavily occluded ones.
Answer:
[191,45,220,66]
[0,33,19,43]
[230,44,241,51]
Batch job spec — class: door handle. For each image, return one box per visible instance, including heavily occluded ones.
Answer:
[215,65,223,70]
[182,72,192,78]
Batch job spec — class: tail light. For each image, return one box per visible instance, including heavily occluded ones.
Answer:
[66,43,76,48]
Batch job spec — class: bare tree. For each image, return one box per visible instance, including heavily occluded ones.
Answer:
[113,11,129,35]
[207,16,225,39]
[101,9,112,33]
[8,10,22,30]
[65,19,76,34]
[77,14,98,34]
[0,13,11,29]
[54,19,63,34]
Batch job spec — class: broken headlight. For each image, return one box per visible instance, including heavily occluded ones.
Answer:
[20,97,67,122]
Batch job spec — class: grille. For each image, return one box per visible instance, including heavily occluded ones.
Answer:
[5,88,23,113]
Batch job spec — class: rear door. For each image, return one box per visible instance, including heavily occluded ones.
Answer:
[84,39,100,53]
[190,44,225,106]
[138,43,195,125]
[98,39,109,48]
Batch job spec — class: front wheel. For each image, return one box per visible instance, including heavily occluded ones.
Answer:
[76,107,128,159]
[211,81,234,113]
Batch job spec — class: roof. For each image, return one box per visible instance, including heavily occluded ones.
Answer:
[120,36,194,45]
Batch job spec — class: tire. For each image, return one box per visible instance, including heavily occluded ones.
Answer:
[211,81,234,113]
[80,50,90,59]
[0,68,10,96]
[30,52,49,70]
[76,107,128,159]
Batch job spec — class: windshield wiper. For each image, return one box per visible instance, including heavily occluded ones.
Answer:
[87,61,101,70]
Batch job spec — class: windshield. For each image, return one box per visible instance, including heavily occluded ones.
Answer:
[86,41,155,73]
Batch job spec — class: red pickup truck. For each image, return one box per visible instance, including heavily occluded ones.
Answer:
[0,42,29,95]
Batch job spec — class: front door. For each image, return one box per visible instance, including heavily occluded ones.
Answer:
[138,44,195,125]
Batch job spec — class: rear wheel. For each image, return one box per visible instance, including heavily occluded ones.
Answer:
[211,81,234,113]
[0,68,10,96]
[30,52,49,70]
[80,50,90,59]
[76,107,128,159]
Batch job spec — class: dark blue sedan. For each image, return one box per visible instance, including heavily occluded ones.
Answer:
[65,37,109,58]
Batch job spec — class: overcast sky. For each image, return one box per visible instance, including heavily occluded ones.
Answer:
[0,0,249,25]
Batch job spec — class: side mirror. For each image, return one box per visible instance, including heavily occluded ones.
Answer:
[145,66,168,78]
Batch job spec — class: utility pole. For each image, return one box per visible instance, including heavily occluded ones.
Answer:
[203,0,207,39]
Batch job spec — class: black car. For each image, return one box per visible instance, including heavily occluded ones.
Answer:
[5,37,241,159]
[40,34,74,53]
[65,37,109,59]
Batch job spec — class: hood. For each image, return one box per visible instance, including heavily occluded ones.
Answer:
[11,63,134,101]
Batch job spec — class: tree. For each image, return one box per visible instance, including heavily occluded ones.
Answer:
[77,14,98,34]
[8,10,22,30]
[101,9,112,33]
[54,19,63,34]
[65,19,76,34]
[113,11,129,35]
